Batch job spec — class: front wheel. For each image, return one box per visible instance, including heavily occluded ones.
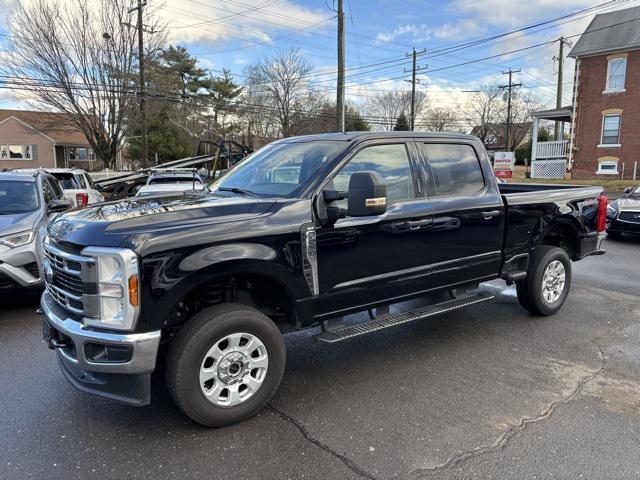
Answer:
[516,246,572,316]
[166,303,286,427]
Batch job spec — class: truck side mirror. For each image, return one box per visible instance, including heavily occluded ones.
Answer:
[347,171,387,217]
[624,187,632,194]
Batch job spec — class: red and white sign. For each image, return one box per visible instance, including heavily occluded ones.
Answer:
[494,152,514,178]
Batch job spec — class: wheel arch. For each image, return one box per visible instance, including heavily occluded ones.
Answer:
[540,216,582,261]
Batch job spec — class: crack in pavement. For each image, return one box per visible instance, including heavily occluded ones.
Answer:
[266,404,378,480]
[405,339,609,478]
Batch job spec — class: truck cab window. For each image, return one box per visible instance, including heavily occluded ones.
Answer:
[423,144,484,196]
[332,143,415,207]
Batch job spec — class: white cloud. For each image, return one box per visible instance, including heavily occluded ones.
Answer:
[433,19,483,39]
[376,24,431,43]
[159,0,329,46]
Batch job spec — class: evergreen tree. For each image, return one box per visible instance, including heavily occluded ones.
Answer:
[393,112,410,131]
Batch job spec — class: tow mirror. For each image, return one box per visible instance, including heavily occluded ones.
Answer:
[347,171,387,217]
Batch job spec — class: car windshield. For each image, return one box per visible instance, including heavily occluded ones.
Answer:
[0,180,39,214]
[633,185,640,194]
[212,141,345,197]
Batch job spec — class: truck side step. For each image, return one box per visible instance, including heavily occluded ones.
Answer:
[314,293,495,344]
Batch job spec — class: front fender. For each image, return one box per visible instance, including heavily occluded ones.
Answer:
[135,240,309,332]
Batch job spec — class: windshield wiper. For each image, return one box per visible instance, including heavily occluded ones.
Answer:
[218,187,259,197]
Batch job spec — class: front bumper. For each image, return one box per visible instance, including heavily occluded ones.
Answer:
[0,242,43,290]
[608,218,640,234]
[41,291,161,405]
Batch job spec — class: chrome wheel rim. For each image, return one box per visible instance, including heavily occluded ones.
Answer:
[541,260,566,304]
[199,332,269,407]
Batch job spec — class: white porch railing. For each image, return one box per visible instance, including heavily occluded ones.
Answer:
[536,140,569,159]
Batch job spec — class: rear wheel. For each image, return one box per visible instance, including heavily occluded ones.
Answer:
[516,246,572,316]
[166,303,286,427]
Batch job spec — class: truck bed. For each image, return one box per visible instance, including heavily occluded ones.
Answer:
[498,182,595,195]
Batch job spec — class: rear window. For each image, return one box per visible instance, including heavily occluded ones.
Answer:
[149,176,202,185]
[50,172,79,189]
[422,144,485,196]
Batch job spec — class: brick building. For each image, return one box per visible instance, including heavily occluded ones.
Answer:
[568,6,640,179]
[0,109,103,171]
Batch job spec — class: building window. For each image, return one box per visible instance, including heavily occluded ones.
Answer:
[67,147,89,161]
[601,115,621,145]
[0,144,36,159]
[605,58,626,92]
[597,159,619,175]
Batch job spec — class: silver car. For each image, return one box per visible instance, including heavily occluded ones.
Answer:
[0,171,71,292]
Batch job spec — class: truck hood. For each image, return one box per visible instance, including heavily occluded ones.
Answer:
[615,195,640,211]
[47,193,276,249]
[0,210,40,236]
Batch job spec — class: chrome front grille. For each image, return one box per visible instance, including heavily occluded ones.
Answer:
[43,241,94,316]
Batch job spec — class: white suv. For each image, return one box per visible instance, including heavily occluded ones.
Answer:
[44,168,104,207]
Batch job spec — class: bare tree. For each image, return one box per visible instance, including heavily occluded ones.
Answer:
[365,90,428,131]
[2,0,164,169]
[245,48,313,137]
[424,106,459,132]
[508,91,545,148]
[465,85,504,142]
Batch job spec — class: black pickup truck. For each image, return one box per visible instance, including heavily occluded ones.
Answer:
[41,132,607,426]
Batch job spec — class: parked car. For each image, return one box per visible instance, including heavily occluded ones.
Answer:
[44,168,104,207]
[134,169,206,197]
[41,132,607,426]
[0,170,71,293]
[606,185,640,237]
[10,168,104,207]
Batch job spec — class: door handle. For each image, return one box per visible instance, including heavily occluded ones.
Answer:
[405,218,433,230]
[390,218,432,233]
[481,210,500,220]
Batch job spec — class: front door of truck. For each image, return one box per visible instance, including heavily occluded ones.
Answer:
[416,141,505,288]
[313,141,433,317]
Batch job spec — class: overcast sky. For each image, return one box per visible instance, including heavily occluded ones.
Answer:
[1,0,639,111]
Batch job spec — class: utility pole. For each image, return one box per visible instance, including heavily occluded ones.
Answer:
[128,0,149,167]
[553,37,572,140]
[404,48,427,131]
[499,69,522,152]
[336,0,345,132]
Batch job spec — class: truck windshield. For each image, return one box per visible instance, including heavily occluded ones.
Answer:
[0,180,39,214]
[212,141,345,197]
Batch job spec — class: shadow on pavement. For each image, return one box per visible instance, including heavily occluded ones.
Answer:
[0,288,42,311]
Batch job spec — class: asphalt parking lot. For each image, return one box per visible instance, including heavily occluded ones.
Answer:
[1,236,639,480]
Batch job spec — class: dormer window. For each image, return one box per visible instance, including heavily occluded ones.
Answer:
[605,57,626,92]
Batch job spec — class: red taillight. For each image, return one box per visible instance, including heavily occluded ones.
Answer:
[596,195,608,233]
[76,192,88,207]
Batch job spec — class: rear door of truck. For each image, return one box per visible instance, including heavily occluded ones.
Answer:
[415,139,505,288]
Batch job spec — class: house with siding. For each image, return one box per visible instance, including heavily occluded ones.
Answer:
[567,6,640,179]
[0,109,102,171]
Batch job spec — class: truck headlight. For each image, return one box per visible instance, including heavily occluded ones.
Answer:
[0,230,35,248]
[82,246,140,331]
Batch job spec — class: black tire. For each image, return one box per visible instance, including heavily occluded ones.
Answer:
[517,245,572,316]
[607,231,622,240]
[166,303,286,427]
